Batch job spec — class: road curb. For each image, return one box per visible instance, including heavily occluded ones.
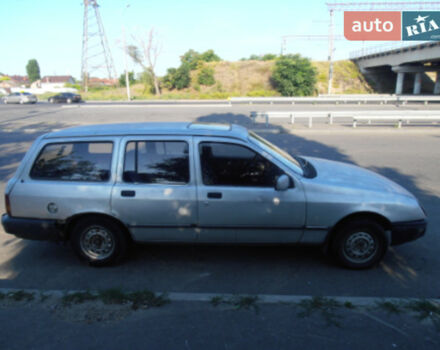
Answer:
[1,287,439,306]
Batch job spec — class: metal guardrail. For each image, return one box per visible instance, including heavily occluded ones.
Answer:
[353,115,440,128]
[232,95,440,106]
[250,111,440,128]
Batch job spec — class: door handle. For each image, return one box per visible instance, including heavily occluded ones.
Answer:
[207,192,222,199]
[121,190,136,197]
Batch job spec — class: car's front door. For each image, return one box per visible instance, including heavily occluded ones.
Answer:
[111,136,198,242]
[194,137,306,243]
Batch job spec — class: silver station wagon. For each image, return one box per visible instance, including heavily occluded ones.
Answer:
[2,123,427,269]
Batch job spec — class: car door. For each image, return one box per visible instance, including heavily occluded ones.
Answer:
[111,136,198,242]
[9,93,20,103]
[193,137,306,243]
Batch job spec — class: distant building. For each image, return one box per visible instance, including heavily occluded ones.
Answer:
[88,77,117,86]
[33,76,75,89]
[0,75,29,91]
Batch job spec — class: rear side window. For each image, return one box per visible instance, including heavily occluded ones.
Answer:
[30,142,113,182]
[123,141,189,184]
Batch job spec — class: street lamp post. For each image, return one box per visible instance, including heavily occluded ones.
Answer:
[122,4,131,101]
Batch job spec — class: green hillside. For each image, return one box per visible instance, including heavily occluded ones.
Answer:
[80,59,372,100]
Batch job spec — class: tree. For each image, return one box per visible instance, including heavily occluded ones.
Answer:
[173,63,191,89]
[26,59,40,83]
[180,49,221,70]
[119,71,135,87]
[181,49,200,70]
[128,28,162,95]
[162,68,177,89]
[271,54,317,96]
[262,53,277,61]
[199,49,221,63]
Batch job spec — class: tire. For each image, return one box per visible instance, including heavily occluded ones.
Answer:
[331,219,388,269]
[4,99,7,104]
[70,217,129,266]
[67,98,72,104]
[19,99,24,104]
[49,98,54,103]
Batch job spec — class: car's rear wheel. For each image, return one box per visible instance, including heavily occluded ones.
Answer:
[70,217,128,266]
[331,219,388,269]
[67,98,72,104]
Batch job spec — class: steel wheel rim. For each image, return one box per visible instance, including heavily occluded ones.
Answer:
[343,231,377,264]
[80,225,115,261]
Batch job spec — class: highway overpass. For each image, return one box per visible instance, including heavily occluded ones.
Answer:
[351,41,440,95]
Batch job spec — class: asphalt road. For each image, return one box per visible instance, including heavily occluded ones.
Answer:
[0,103,439,299]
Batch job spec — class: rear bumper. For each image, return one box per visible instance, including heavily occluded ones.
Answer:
[390,219,427,245]
[1,214,63,241]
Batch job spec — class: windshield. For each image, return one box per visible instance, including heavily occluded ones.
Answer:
[248,131,303,175]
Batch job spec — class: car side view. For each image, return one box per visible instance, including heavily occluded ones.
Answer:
[48,92,82,104]
[1,123,427,269]
[3,92,37,104]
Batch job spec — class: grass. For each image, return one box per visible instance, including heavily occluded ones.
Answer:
[62,291,98,305]
[7,290,35,302]
[376,300,402,314]
[405,299,440,328]
[62,288,169,310]
[210,295,259,313]
[297,296,343,327]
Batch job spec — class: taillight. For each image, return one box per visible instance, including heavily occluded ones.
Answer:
[5,194,11,216]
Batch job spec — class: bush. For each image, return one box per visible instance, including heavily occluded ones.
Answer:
[119,71,136,87]
[163,64,191,90]
[271,54,317,96]
[138,70,155,94]
[197,66,215,86]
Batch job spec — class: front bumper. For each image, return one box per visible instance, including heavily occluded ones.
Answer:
[390,219,427,245]
[1,214,62,241]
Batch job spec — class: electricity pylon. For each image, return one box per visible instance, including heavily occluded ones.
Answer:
[81,0,117,91]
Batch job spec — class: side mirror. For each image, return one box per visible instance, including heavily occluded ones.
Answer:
[275,174,290,191]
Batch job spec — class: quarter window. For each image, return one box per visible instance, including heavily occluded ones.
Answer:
[199,142,288,187]
[30,142,113,182]
[123,141,189,184]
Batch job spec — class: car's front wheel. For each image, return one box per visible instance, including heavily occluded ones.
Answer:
[331,219,388,269]
[67,98,72,104]
[70,217,129,266]
[49,98,54,103]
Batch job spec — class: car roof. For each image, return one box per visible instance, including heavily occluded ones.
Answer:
[43,122,249,140]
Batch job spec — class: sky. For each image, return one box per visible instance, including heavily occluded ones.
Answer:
[0,0,435,79]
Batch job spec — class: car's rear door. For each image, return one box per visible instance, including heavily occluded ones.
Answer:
[193,137,306,243]
[111,136,198,242]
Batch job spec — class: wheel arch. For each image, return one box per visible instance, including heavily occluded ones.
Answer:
[324,211,391,251]
[63,212,133,243]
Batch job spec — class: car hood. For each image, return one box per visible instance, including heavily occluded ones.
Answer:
[302,156,414,198]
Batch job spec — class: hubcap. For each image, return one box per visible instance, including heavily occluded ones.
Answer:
[343,231,377,264]
[80,226,115,261]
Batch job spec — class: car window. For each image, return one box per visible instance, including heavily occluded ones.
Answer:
[199,142,288,187]
[30,142,113,182]
[123,141,189,185]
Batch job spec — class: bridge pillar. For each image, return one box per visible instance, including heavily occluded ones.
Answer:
[395,72,405,95]
[413,73,422,95]
[434,72,440,95]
